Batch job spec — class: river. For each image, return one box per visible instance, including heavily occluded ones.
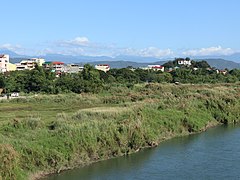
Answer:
[46,124,240,180]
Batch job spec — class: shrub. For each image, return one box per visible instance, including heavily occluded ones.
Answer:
[0,144,24,180]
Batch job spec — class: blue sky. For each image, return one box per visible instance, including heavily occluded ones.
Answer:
[1,0,240,58]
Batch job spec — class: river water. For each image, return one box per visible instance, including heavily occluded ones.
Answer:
[46,124,240,180]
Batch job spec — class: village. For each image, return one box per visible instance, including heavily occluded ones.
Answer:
[0,54,228,76]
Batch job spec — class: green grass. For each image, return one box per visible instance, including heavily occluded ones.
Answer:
[0,83,240,179]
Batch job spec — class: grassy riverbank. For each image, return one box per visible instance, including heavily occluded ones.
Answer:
[0,83,240,179]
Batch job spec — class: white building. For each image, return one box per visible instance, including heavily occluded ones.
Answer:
[178,59,191,66]
[0,54,9,72]
[95,64,110,72]
[148,65,165,72]
[16,58,45,71]
[30,58,45,66]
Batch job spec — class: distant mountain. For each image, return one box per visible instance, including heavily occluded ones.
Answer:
[203,59,240,70]
[0,49,21,57]
[224,53,240,62]
[0,49,32,58]
[10,58,22,63]
[193,53,240,62]
[1,49,240,69]
[43,54,114,62]
[88,59,240,70]
[113,55,168,63]
[87,61,165,69]
[85,55,167,68]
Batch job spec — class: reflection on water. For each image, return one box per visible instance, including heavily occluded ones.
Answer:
[46,124,240,180]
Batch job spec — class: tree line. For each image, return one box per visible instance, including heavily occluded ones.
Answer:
[1,62,240,94]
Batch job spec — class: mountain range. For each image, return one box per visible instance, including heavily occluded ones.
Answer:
[1,49,240,70]
[86,59,240,70]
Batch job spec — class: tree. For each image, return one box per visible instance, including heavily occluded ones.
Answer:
[162,61,174,69]
[81,64,103,93]
[193,60,211,68]
[55,74,74,93]
[135,68,149,82]
[0,74,5,88]
[109,68,140,83]
[229,69,240,80]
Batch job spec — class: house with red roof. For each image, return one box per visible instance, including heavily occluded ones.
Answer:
[42,61,65,75]
[148,65,165,72]
[51,61,65,75]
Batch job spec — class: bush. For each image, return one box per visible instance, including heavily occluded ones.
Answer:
[0,144,24,180]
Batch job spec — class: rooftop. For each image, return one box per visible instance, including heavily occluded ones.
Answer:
[52,61,64,65]
[0,55,7,58]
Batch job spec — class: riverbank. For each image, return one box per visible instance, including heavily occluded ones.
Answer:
[45,124,240,180]
[37,122,222,180]
[0,83,240,180]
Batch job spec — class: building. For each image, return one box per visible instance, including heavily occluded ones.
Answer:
[8,63,16,71]
[42,61,52,69]
[42,61,65,75]
[0,54,9,72]
[148,65,165,72]
[15,63,28,71]
[95,64,110,72]
[65,64,84,73]
[30,58,45,66]
[52,61,65,75]
[177,59,191,66]
[218,70,228,75]
[16,58,45,71]
[16,60,35,70]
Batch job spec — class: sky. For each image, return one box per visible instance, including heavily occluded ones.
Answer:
[1,0,240,58]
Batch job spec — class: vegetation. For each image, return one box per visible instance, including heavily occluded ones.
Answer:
[162,57,211,69]
[0,83,240,179]
[1,61,240,95]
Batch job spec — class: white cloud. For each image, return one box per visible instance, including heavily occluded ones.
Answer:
[38,47,85,56]
[182,46,235,56]
[0,41,173,58]
[0,43,28,55]
[55,37,174,58]
[139,47,173,57]
[2,40,239,60]
[60,36,90,47]
[120,47,174,58]
[0,43,21,51]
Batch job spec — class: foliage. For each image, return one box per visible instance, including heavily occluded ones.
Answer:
[1,62,240,95]
[2,64,103,94]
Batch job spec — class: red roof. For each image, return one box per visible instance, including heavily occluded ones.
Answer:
[52,61,64,65]
[152,66,163,68]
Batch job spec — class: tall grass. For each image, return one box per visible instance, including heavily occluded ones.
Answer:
[0,83,240,179]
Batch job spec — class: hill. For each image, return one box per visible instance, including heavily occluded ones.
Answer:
[88,59,240,70]
[203,59,240,69]
[87,60,165,68]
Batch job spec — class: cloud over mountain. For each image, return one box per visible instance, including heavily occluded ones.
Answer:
[60,37,90,47]
[120,47,173,58]
[1,38,240,62]
[182,46,237,56]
